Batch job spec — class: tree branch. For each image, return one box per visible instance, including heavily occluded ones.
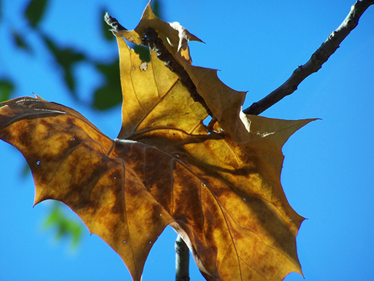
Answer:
[243,0,374,115]
[175,235,190,281]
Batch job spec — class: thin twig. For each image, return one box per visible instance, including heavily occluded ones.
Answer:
[175,235,190,281]
[243,0,374,115]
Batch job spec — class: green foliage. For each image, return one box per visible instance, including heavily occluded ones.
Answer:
[24,0,49,28]
[0,79,15,102]
[11,30,32,53]
[152,0,163,18]
[43,202,83,249]
[92,59,122,110]
[42,35,86,97]
[133,45,151,62]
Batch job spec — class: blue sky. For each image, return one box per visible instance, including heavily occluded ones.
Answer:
[1,0,374,280]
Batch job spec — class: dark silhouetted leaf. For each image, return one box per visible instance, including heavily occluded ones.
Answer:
[132,45,150,62]
[24,0,49,28]
[0,79,15,102]
[92,59,122,110]
[151,0,163,19]
[12,29,32,53]
[42,35,85,97]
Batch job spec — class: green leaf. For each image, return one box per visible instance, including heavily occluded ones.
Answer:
[24,0,49,28]
[12,29,32,53]
[92,59,122,110]
[0,79,15,102]
[43,202,84,249]
[42,35,85,97]
[43,204,61,228]
[152,0,163,19]
[133,45,150,62]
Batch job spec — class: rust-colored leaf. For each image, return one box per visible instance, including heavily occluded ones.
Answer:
[0,3,316,281]
[0,97,175,280]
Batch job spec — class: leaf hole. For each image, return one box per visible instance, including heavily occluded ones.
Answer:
[36,160,41,166]
[203,115,212,126]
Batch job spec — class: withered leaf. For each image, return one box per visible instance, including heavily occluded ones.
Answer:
[0,96,175,280]
[0,3,315,281]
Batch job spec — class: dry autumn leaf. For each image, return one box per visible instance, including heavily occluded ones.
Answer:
[0,3,315,281]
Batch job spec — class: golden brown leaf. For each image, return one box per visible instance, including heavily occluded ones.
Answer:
[115,36,208,139]
[0,3,316,281]
[0,97,176,281]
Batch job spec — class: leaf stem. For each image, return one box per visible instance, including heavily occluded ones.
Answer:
[175,235,190,281]
[243,0,374,115]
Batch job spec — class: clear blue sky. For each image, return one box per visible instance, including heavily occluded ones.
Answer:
[1,0,374,280]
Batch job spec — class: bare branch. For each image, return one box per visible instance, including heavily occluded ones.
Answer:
[243,0,374,115]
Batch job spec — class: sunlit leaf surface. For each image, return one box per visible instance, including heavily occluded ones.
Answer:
[0,3,315,280]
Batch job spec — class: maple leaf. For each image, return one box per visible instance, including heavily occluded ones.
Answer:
[0,3,315,281]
